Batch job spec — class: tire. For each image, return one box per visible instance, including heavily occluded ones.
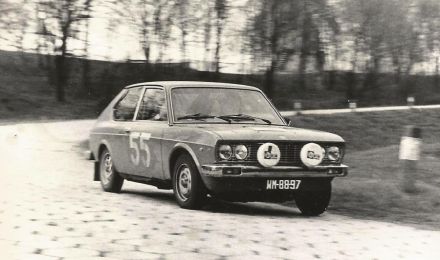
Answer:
[172,153,207,209]
[99,148,124,193]
[295,181,331,216]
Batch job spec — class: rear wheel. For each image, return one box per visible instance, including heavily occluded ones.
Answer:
[172,154,207,209]
[99,148,124,193]
[295,181,331,216]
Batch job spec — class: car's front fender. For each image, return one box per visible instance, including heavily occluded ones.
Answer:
[164,141,216,180]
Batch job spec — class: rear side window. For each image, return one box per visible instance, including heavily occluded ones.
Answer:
[136,88,167,121]
[113,87,142,121]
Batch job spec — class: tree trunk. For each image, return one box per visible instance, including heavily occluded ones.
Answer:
[203,9,212,71]
[327,70,335,90]
[299,51,307,90]
[345,71,356,101]
[371,55,381,89]
[46,54,55,86]
[435,56,439,91]
[82,59,91,95]
[402,63,414,99]
[299,2,311,90]
[315,42,325,90]
[395,66,401,85]
[143,45,151,80]
[214,0,226,75]
[55,55,66,102]
[55,33,68,102]
[82,18,91,96]
[362,56,380,94]
[264,60,276,99]
[180,29,187,62]
[214,24,222,75]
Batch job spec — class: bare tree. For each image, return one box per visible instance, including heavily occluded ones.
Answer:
[202,1,213,70]
[122,0,172,76]
[384,1,421,85]
[213,0,228,74]
[35,0,95,102]
[153,0,173,62]
[0,0,29,50]
[125,0,154,66]
[247,0,298,98]
[297,0,339,90]
[0,1,18,38]
[418,0,440,90]
[81,0,93,96]
[344,0,422,97]
[172,0,190,62]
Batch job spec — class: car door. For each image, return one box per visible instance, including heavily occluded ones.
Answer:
[126,87,168,179]
[111,86,144,174]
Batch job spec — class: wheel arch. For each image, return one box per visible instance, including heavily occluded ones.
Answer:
[94,140,114,181]
[168,143,202,180]
[96,140,115,160]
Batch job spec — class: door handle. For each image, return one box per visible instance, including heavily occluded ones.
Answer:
[123,128,131,134]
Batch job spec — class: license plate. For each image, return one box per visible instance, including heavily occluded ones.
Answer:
[266,179,301,190]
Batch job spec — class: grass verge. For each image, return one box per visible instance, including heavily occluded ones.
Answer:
[287,110,440,229]
[289,108,440,151]
[330,144,440,230]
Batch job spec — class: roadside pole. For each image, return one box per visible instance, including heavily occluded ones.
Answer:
[293,100,302,115]
[398,125,422,193]
[407,96,415,107]
[348,100,357,111]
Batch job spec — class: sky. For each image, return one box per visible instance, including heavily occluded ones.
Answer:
[0,0,253,74]
[1,0,438,74]
[86,1,253,73]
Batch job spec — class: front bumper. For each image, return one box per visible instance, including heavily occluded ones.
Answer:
[201,164,348,178]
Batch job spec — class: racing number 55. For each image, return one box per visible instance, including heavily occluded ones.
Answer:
[129,132,151,167]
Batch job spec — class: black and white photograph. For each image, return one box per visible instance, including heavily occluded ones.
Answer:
[1,0,440,259]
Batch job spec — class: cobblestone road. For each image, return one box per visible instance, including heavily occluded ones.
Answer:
[1,120,440,260]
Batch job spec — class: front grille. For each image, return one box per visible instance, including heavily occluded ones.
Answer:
[216,141,343,167]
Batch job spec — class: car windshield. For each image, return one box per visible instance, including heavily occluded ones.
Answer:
[171,87,285,125]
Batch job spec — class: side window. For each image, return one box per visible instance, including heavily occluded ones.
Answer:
[113,87,143,121]
[136,88,167,121]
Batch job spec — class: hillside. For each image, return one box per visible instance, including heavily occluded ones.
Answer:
[2,50,440,121]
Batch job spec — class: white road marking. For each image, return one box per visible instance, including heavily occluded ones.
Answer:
[280,104,440,116]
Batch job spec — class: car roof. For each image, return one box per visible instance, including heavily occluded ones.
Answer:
[124,81,259,91]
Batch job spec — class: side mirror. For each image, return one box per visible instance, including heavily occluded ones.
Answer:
[283,117,293,127]
[113,109,119,119]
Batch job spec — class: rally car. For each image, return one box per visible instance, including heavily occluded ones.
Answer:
[89,81,348,216]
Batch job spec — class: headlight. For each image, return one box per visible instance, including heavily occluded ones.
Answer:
[219,145,232,160]
[234,145,248,160]
[327,146,341,161]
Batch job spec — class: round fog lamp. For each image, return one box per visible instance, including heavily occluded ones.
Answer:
[327,146,341,161]
[234,145,248,160]
[300,143,325,167]
[219,145,232,160]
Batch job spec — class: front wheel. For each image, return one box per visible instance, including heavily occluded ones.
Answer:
[172,154,207,209]
[295,181,331,216]
[99,148,124,193]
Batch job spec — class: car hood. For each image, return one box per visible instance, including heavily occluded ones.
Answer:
[181,124,344,143]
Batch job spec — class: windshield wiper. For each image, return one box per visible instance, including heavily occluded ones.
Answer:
[177,113,231,123]
[177,113,214,120]
[217,114,272,124]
